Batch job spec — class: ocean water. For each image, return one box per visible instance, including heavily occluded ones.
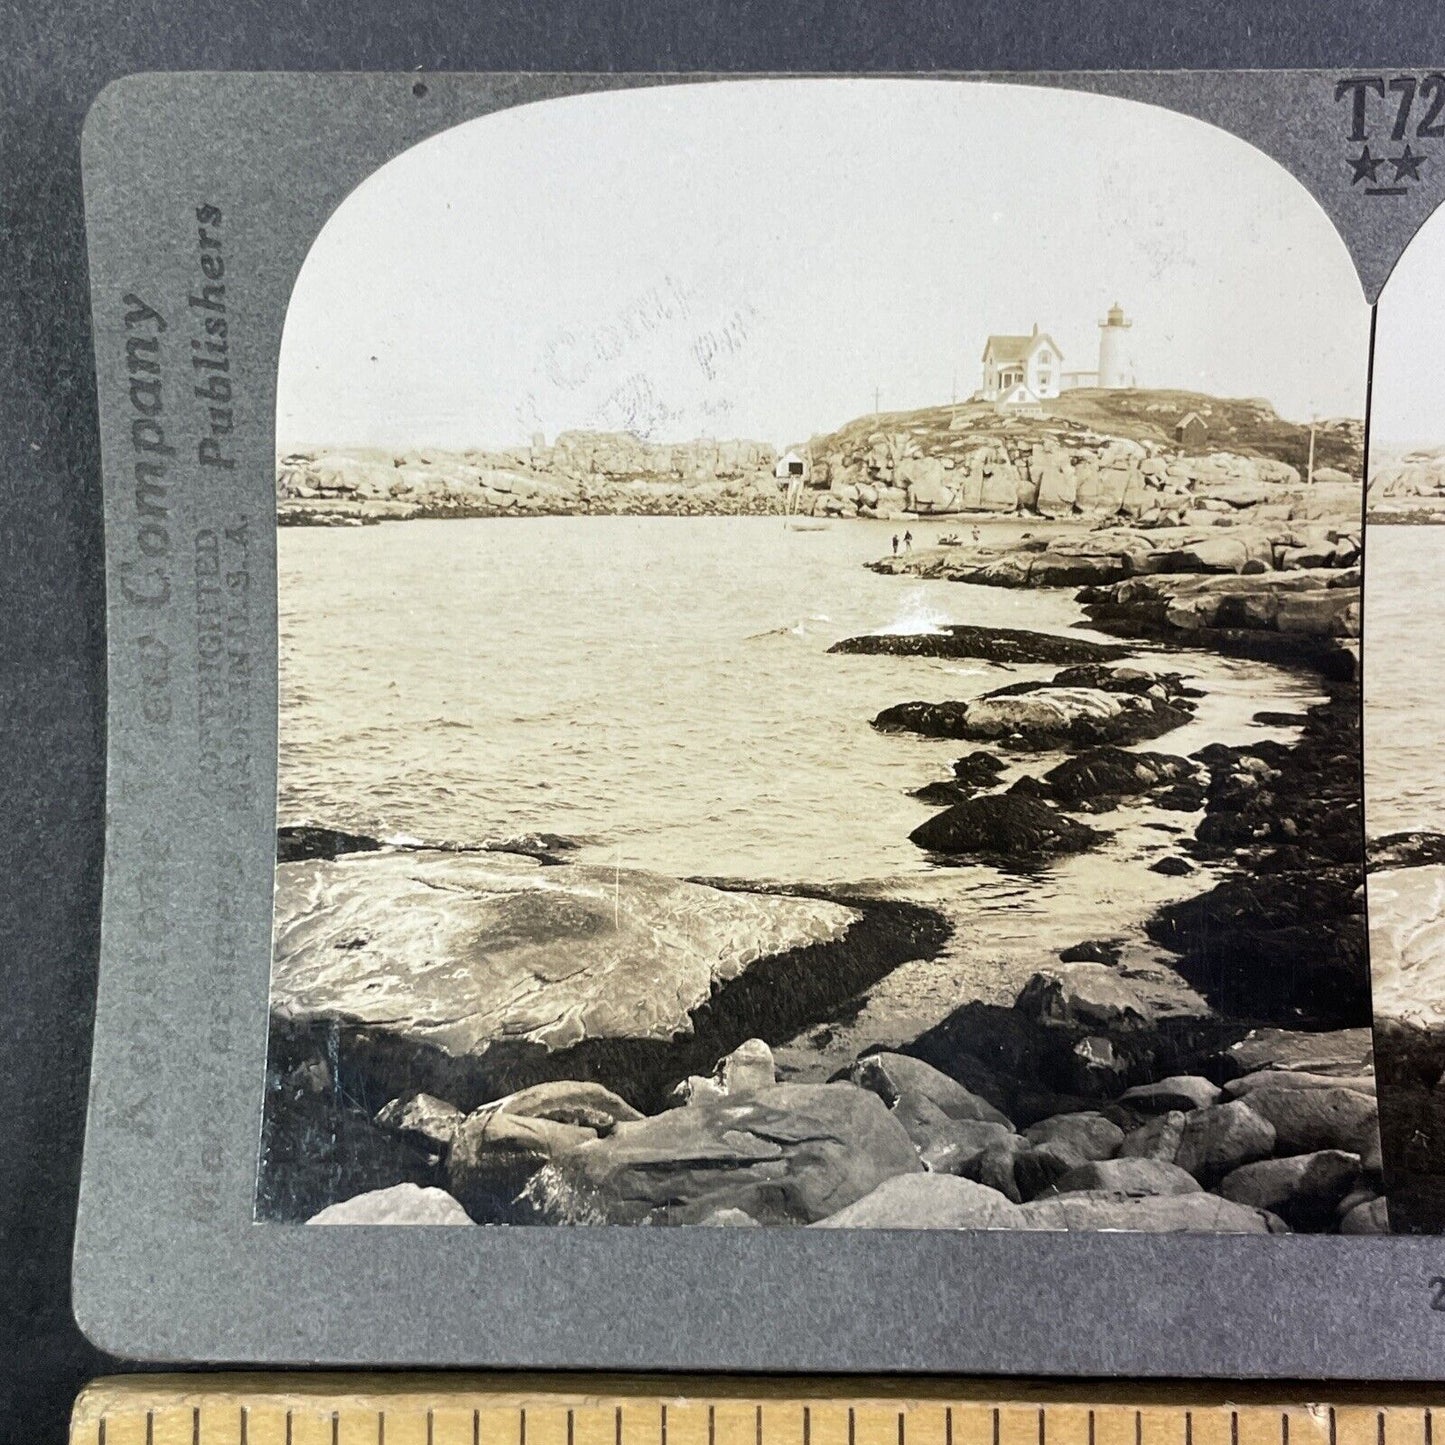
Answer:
[278,514,1332,1043]
[1366,525,1445,839]
[278,515,1319,887]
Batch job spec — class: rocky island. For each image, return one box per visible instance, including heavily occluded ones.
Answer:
[278,388,1362,528]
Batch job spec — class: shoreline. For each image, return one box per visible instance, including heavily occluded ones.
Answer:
[264,515,1381,1232]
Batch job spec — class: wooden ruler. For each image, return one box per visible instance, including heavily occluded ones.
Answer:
[69,1377,1445,1445]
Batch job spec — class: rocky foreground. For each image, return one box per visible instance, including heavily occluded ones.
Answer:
[265,502,1386,1233]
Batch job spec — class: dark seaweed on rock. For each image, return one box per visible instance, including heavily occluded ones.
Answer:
[829,623,1128,665]
[908,793,1101,862]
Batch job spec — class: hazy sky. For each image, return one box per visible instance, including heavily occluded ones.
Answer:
[279,79,1370,451]
[1374,203,1445,447]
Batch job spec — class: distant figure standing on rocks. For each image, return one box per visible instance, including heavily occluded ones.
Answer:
[903,530,913,552]
[972,525,981,542]
[892,534,899,556]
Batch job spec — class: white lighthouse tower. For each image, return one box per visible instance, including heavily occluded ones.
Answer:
[1097,302,1134,389]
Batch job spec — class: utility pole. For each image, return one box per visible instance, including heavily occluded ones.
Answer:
[1307,418,1317,485]
[873,386,882,417]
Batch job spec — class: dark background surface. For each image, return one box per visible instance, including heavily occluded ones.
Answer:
[3,3,1442,1440]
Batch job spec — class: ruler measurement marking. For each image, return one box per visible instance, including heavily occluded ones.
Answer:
[944,1408,952,1445]
[804,1407,811,1445]
[993,1409,1001,1445]
[849,1409,856,1445]
[379,1407,386,1445]
[1381,1414,1388,1445]
[758,1406,765,1445]
[475,1410,482,1445]
[1136,1411,1142,1445]
[1428,1410,1435,1445]
[710,1406,717,1445]
[427,1409,435,1445]
[333,1409,340,1445]
[661,1403,668,1445]
[898,1411,906,1445]
[148,1408,155,1445]
[1231,1412,1239,1445]
[1089,1410,1096,1445]
[1185,1411,1193,1445]
[521,1406,528,1445]
[1331,1410,1339,1445]
[1282,1413,1289,1445]
[568,1409,575,1445]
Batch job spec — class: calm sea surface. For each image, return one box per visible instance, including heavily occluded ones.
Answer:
[1366,526,1445,839]
[279,515,1317,884]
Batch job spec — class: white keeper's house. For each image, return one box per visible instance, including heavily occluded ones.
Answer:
[978,323,1063,406]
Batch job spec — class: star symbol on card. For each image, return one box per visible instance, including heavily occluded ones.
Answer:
[1391,143,1428,182]
[1348,146,1383,183]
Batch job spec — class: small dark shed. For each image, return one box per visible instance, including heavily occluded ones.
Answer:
[1174,411,1208,447]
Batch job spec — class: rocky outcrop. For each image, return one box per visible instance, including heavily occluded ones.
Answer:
[808,394,1359,525]
[908,794,1101,862]
[876,680,1193,752]
[277,436,784,524]
[266,845,948,1117]
[829,624,1127,665]
[1039,747,1198,809]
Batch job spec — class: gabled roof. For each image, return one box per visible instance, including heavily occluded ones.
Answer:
[1175,411,1205,429]
[982,332,1062,364]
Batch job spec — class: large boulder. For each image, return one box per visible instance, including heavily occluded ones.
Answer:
[886,1094,1014,1173]
[1047,1158,1201,1197]
[1119,1076,1222,1114]
[1212,1027,1374,1080]
[1041,748,1197,807]
[1173,1101,1276,1183]
[529,1083,922,1225]
[1119,1111,1187,1163]
[1339,1196,1390,1234]
[447,1110,596,1222]
[1218,1150,1363,1230]
[878,687,1190,751]
[812,1173,1023,1229]
[842,1051,1011,1125]
[373,1093,466,1153]
[1239,1086,1380,1159]
[909,795,1100,861]
[1019,1192,1286,1233]
[1015,964,1150,1031]
[483,1080,643,1132]
[1023,1112,1124,1160]
[306,1183,473,1226]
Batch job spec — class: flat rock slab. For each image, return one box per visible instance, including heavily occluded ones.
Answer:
[272,849,860,1099]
